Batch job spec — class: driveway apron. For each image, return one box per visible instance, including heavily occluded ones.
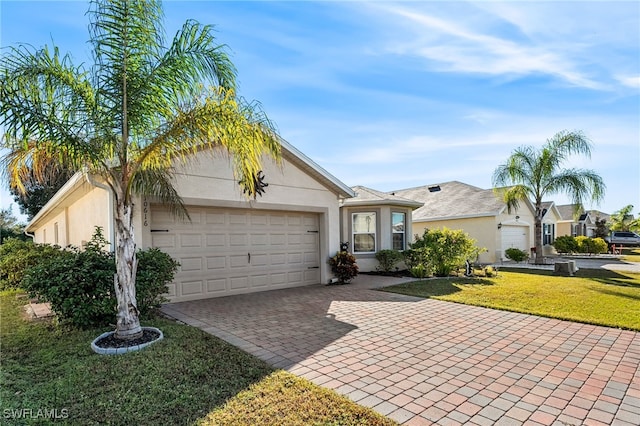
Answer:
[161,276,640,425]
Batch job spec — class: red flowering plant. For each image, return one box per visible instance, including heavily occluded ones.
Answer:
[328,243,359,284]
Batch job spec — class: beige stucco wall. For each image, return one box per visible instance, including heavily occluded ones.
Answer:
[340,205,415,272]
[412,216,498,264]
[412,206,536,264]
[29,182,111,249]
[137,149,344,285]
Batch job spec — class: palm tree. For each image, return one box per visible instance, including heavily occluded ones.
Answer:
[0,0,281,339]
[610,205,640,232]
[492,130,605,264]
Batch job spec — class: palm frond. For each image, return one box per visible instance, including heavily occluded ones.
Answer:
[130,168,189,220]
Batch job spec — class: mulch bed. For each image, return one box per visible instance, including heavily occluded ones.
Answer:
[94,328,160,349]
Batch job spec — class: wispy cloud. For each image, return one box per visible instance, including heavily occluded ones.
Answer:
[359,2,637,91]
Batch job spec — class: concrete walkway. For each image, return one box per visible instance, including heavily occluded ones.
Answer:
[162,275,640,425]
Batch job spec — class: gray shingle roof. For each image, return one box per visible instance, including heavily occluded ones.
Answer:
[392,181,506,221]
[344,185,423,208]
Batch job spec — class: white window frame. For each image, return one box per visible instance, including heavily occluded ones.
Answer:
[392,212,406,251]
[352,212,376,253]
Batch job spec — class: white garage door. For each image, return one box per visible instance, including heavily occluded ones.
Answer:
[501,225,529,256]
[150,205,320,302]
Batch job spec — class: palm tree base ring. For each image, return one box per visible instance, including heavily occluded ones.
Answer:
[91,326,163,355]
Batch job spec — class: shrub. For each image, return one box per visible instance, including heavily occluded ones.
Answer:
[22,228,178,328]
[375,249,402,273]
[23,240,116,328]
[575,236,608,255]
[553,236,578,254]
[136,248,179,316]
[402,248,431,278]
[505,247,528,262]
[412,228,483,277]
[328,250,359,283]
[0,238,62,290]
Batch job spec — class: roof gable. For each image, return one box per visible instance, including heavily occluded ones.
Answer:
[344,186,423,208]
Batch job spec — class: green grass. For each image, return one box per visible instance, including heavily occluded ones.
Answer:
[382,268,640,331]
[622,247,640,263]
[0,291,396,426]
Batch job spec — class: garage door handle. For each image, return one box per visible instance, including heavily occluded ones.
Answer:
[308,266,319,269]
[248,253,251,264]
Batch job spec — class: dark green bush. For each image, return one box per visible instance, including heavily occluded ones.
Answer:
[22,228,179,328]
[328,251,358,283]
[553,236,578,254]
[375,249,402,273]
[23,242,116,328]
[136,248,179,316]
[412,228,482,277]
[505,247,528,262]
[402,248,431,278]
[0,238,62,290]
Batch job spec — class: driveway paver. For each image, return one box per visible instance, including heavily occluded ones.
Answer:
[161,275,640,425]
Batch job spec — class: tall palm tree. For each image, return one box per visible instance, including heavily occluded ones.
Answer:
[1,0,281,339]
[492,130,605,264]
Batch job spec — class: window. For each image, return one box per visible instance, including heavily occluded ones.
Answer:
[543,223,555,245]
[54,222,59,245]
[352,212,376,253]
[392,212,406,250]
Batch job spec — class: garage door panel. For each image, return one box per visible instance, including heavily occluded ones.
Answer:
[180,234,202,248]
[229,234,248,246]
[182,280,203,295]
[251,234,268,246]
[205,212,225,224]
[206,256,225,269]
[230,255,248,268]
[152,205,320,302]
[152,234,175,249]
[230,276,249,290]
[270,234,286,246]
[207,279,226,293]
[206,234,225,247]
[180,257,202,271]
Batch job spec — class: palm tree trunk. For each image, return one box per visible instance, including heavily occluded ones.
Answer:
[113,196,142,340]
[534,208,544,264]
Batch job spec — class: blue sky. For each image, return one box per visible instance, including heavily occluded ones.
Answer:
[1,1,639,223]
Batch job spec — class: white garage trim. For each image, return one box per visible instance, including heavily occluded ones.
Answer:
[151,205,321,302]
[501,224,530,259]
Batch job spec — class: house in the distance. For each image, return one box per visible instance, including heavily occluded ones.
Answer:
[556,204,610,238]
[393,181,536,263]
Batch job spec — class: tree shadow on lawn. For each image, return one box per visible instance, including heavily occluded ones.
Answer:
[380,277,495,298]
[504,267,640,288]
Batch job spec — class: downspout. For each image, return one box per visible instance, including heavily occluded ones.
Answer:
[85,172,116,253]
[24,230,35,241]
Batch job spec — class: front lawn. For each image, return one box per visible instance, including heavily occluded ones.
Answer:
[622,247,640,263]
[0,291,395,426]
[382,269,640,330]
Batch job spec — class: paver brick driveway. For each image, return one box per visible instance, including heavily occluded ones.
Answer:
[162,275,640,425]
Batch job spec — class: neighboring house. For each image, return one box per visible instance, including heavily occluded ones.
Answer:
[556,205,609,238]
[26,140,355,302]
[339,186,423,272]
[540,201,562,255]
[393,181,536,263]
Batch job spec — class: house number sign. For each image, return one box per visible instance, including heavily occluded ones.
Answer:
[143,199,148,227]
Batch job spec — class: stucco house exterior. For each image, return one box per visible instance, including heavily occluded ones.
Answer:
[25,140,358,302]
[339,186,423,272]
[556,205,609,238]
[393,181,536,263]
[539,201,561,255]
